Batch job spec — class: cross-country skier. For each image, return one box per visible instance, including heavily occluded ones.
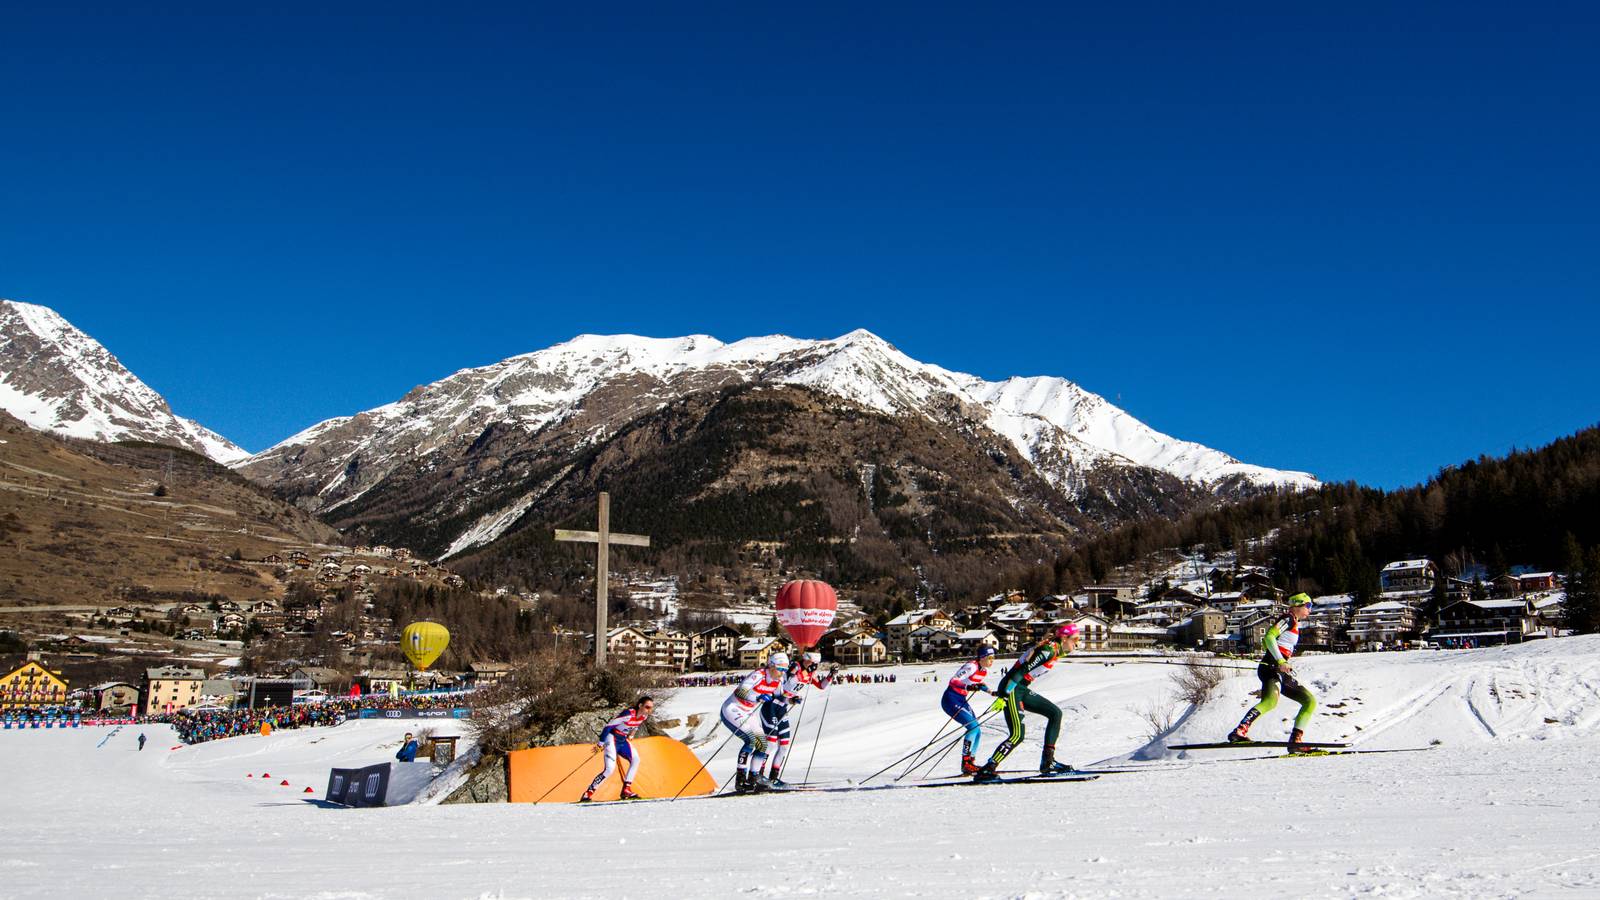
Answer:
[756,651,839,788]
[974,623,1080,781]
[941,644,996,774]
[721,652,789,792]
[580,696,656,802]
[1229,592,1317,752]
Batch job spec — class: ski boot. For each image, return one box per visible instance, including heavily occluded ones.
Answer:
[766,767,789,790]
[1286,729,1316,755]
[749,772,775,793]
[1228,709,1260,743]
[578,790,595,804]
[972,763,1001,783]
[1039,745,1075,776]
[619,783,640,800]
[960,753,980,776]
[734,769,752,794]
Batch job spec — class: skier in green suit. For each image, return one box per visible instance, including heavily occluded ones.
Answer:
[1230,592,1317,753]
[974,622,1081,781]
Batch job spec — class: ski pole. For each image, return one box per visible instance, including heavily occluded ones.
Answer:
[802,688,831,785]
[862,717,965,784]
[533,746,599,804]
[899,708,1002,782]
[779,690,810,782]
[898,718,957,780]
[672,706,756,801]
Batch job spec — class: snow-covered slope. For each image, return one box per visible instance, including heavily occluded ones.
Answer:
[0,299,248,463]
[6,639,1598,899]
[246,329,1315,518]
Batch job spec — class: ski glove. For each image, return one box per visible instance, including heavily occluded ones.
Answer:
[967,683,988,694]
[988,696,1007,713]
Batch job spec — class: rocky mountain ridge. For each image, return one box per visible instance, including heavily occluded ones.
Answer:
[0,299,247,463]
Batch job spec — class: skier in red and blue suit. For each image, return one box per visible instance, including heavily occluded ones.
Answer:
[580,696,655,802]
[941,644,996,774]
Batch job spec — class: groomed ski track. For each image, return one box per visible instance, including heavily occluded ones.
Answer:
[4,638,1600,898]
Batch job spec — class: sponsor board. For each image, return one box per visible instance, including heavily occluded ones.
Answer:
[326,763,392,808]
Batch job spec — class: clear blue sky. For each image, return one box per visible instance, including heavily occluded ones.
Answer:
[3,3,1596,488]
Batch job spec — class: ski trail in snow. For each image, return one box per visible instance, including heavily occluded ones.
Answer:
[1344,674,1460,746]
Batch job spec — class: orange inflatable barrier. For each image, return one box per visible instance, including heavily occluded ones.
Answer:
[508,736,717,803]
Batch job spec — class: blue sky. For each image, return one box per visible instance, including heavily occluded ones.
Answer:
[3,3,1596,488]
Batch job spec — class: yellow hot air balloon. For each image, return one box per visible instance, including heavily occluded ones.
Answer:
[401,621,450,671]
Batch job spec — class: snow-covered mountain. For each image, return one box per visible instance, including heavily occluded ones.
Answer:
[240,330,1315,558]
[0,299,249,464]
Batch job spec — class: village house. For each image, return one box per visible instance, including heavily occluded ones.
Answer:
[142,665,206,715]
[2,654,69,710]
[957,628,1000,655]
[1301,594,1355,649]
[738,636,783,668]
[908,625,962,658]
[1347,601,1420,649]
[1380,559,1438,595]
[1069,613,1111,651]
[885,609,954,651]
[1236,611,1280,654]
[466,661,513,686]
[363,670,408,694]
[200,678,240,707]
[91,681,139,711]
[1226,599,1282,633]
[290,666,348,693]
[833,633,887,666]
[606,627,693,671]
[284,596,326,621]
[693,623,743,670]
[1200,591,1247,613]
[990,623,1028,654]
[1107,624,1168,651]
[1431,598,1546,647]
[1235,571,1284,602]
[989,602,1036,631]
[1169,608,1226,648]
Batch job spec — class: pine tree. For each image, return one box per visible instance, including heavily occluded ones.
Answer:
[1567,547,1600,635]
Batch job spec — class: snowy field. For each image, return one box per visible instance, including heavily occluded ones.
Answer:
[5,639,1600,899]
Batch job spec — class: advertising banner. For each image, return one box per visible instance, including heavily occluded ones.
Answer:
[326,763,392,808]
[354,707,473,720]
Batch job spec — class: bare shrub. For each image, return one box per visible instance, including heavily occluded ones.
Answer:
[1135,697,1178,743]
[469,645,671,756]
[1172,656,1227,707]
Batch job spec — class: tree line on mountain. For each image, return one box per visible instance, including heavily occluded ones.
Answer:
[1031,425,1600,632]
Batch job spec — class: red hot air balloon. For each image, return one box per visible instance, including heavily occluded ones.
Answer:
[775,580,839,649]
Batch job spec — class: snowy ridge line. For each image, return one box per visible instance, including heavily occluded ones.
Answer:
[243,329,1318,529]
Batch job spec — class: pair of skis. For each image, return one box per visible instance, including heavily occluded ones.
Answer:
[1169,740,1436,760]
[573,769,1106,806]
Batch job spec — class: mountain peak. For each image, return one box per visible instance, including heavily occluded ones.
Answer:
[0,299,249,463]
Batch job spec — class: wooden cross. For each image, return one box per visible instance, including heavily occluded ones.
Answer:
[554,492,650,666]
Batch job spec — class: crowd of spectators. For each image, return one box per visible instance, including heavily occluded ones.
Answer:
[163,692,471,745]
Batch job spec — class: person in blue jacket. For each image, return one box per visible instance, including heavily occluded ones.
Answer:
[395,732,419,762]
